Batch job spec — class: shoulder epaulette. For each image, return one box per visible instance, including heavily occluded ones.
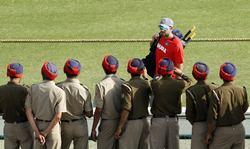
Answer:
[122,83,132,92]
[211,82,219,86]
[212,89,221,104]
[56,81,63,86]
[186,89,197,104]
[22,84,30,89]
[120,78,126,82]
[80,83,89,91]
[243,86,247,96]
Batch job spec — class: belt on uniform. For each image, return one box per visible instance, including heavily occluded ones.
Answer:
[153,114,177,118]
[5,119,28,123]
[36,118,52,122]
[128,116,147,120]
[61,119,82,123]
[217,122,242,127]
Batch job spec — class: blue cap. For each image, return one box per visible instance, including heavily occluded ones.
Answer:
[220,62,236,81]
[64,59,81,75]
[158,58,174,76]
[42,62,58,80]
[7,63,23,78]
[172,29,183,39]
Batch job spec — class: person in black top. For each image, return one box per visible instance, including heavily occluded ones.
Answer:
[0,63,33,149]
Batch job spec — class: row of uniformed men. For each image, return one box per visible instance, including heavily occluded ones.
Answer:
[0,55,248,149]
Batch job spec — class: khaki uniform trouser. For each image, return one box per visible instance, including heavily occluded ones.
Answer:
[150,117,179,149]
[97,119,119,149]
[119,118,150,149]
[61,119,89,149]
[4,121,33,149]
[209,122,245,149]
[191,122,207,149]
[35,121,61,149]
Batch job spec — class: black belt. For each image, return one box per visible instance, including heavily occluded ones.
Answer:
[128,116,147,120]
[217,122,242,127]
[36,118,51,122]
[153,114,177,118]
[5,119,28,123]
[61,119,82,123]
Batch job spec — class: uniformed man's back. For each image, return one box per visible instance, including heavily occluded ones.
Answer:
[30,81,65,121]
[186,81,217,123]
[125,76,150,120]
[0,82,28,123]
[57,78,92,120]
[97,74,124,120]
[206,62,248,149]
[25,62,66,149]
[210,83,248,126]
[115,58,151,149]
[0,63,33,149]
[151,76,190,115]
[150,58,191,149]
[185,62,215,149]
[92,55,123,149]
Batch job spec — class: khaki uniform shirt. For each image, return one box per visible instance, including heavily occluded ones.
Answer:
[0,82,28,123]
[207,82,248,126]
[57,78,92,120]
[122,76,151,119]
[94,74,124,119]
[151,76,191,116]
[185,81,217,124]
[25,80,67,121]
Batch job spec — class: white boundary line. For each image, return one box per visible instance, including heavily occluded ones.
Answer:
[1,38,250,43]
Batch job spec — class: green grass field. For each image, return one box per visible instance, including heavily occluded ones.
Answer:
[0,0,250,97]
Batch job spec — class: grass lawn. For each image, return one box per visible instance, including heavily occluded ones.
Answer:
[0,0,249,100]
[0,0,250,39]
[0,42,249,97]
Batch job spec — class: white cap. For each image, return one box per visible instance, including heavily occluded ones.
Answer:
[159,18,174,27]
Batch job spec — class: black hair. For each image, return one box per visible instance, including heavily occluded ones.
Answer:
[131,73,141,77]
[66,73,78,78]
[104,69,116,75]
[42,73,52,81]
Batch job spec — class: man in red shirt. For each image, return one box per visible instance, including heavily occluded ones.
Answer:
[154,18,184,75]
[143,18,184,78]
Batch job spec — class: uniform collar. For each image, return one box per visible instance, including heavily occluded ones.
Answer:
[196,80,207,85]
[131,76,141,80]
[222,81,233,86]
[42,80,55,85]
[162,75,173,80]
[65,78,80,83]
[7,81,18,85]
[105,74,116,78]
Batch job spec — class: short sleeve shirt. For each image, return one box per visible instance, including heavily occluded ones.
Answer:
[207,82,248,126]
[155,36,184,75]
[0,82,28,122]
[25,80,67,121]
[57,78,93,120]
[185,81,217,124]
[94,74,124,119]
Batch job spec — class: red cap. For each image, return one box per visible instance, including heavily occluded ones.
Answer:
[127,58,144,75]
[64,59,81,76]
[192,62,209,80]
[158,58,174,76]
[41,62,58,80]
[102,55,119,74]
[219,62,236,81]
[7,63,23,78]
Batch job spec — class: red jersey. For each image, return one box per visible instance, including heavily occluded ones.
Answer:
[155,36,184,75]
